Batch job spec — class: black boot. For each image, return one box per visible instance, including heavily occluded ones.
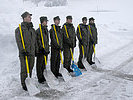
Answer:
[58,73,62,77]
[22,85,27,91]
[91,61,95,65]
[38,78,46,84]
[68,68,73,73]
[78,61,85,69]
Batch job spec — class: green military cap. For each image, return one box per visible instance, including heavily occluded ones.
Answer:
[66,16,72,20]
[53,16,60,21]
[40,16,48,23]
[21,11,32,19]
[89,17,95,21]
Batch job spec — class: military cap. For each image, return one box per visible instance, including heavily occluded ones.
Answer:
[66,16,72,19]
[53,16,60,21]
[21,11,32,19]
[89,17,95,21]
[40,16,48,23]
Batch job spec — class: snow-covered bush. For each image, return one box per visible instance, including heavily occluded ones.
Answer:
[23,0,67,7]
[44,0,67,7]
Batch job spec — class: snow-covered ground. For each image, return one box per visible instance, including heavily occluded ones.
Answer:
[0,0,133,100]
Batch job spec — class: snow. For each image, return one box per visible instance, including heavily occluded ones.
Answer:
[0,0,133,100]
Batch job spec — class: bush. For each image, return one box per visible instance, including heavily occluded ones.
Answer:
[44,0,67,7]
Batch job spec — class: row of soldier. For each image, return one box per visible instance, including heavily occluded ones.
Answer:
[15,11,98,91]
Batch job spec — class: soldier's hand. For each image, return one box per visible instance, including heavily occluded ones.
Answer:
[22,51,29,56]
[79,39,83,45]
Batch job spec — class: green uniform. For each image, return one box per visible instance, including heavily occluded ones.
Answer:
[49,24,63,78]
[36,25,49,82]
[15,22,36,89]
[87,23,98,63]
[77,24,90,69]
[62,22,76,72]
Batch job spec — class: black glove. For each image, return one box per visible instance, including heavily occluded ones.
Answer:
[79,39,83,45]
[22,51,29,56]
[41,48,50,56]
[69,43,73,48]
[91,39,95,44]
[60,47,63,51]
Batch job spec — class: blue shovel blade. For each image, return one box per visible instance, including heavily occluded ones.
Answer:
[71,61,82,77]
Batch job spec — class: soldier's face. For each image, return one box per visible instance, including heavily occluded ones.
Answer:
[54,20,60,25]
[83,20,87,24]
[90,20,94,24]
[42,21,47,26]
[24,15,32,23]
[67,19,72,23]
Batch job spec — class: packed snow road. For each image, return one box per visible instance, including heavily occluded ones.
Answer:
[0,33,133,100]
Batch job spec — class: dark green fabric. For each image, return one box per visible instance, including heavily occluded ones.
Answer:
[15,22,36,56]
[36,25,49,54]
[62,22,76,48]
[77,24,90,69]
[49,24,63,77]
[77,24,90,46]
[49,24,63,50]
[62,22,76,72]
[36,54,47,81]
[19,56,35,88]
[89,23,98,44]
[50,47,60,77]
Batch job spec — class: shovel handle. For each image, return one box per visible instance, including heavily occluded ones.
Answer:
[25,56,30,74]
[44,55,47,65]
[39,24,48,66]
[70,48,74,62]
[19,24,30,75]
[60,50,63,64]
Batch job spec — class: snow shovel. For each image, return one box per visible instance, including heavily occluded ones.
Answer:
[39,24,59,88]
[88,25,101,68]
[81,45,91,70]
[92,44,101,68]
[64,25,82,77]
[70,48,82,76]
[19,24,40,96]
[53,25,72,82]
[78,25,90,70]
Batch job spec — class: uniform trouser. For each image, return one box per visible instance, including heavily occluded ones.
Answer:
[78,44,88,69]
[63,47,73,72]
[51,47,60,77]
[19,55,35,88]
[36,54,47,81]
[87,42,95,63]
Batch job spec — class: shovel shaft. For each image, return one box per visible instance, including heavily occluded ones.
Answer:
[53,25,64,64]
[88,25,96,55]
[60,50,63,64]
[19,24,30,75]
[39,24,47,66]
[44,55,47,65]
[64,25,75,62]
[70,48,74,61]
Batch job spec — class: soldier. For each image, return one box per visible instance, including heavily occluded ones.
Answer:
[35,16,50,84]
[77,17,90,69]
[49,16,63,78]
[15,12,36,91]
[87,17,98,65]
[62,16,76,73]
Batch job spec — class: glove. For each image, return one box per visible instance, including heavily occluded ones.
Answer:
[79,39,83,45]
[22,51,29,56]
[41,48,50,56]
[91,40,95,44]
[69,43,73,48]
[60,47,63,51]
